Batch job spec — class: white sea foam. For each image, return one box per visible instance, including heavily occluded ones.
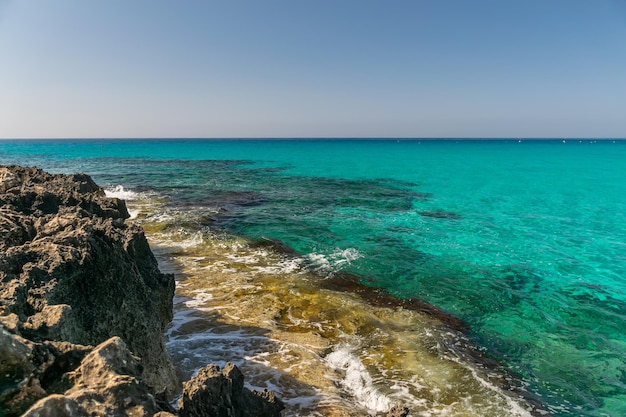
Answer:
[104,185,140,200]
[305,247,363,274]
[178,231,205,248]
[183,291,213,308]
[250,256,305,275]
[104,185,144,218]
[192,243,308,276]
[325,345,392,414]
[333,247,363,263]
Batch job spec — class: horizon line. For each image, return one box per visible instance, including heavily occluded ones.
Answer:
[2,137,625,141]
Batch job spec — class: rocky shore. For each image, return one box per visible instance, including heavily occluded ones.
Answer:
[0,166,285,417]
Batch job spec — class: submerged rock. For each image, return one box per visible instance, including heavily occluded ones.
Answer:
[418,210,461,220]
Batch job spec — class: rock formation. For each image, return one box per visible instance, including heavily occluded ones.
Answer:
[21,337,174,417]
[178,362,284,417]
[0,166,283,417]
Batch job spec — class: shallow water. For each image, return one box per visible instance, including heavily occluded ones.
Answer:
[2,139,625,416]
[123,191,537,416]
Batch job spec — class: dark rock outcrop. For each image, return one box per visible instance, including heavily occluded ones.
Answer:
[178,363,285,417]
[0,166,177,397]
[0,166,177,415]
[0,165,283,417]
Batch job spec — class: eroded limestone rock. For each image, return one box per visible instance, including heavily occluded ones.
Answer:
[0,165,177,415]
[178,362,285,417]
[22,337,165,417]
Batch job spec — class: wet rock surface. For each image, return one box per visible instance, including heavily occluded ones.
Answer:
[0,166,283,417]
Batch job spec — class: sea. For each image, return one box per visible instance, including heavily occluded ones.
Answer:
[1,139,625,417]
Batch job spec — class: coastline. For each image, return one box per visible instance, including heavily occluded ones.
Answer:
[0,165,283,417]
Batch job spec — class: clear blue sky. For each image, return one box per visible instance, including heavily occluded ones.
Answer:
[1,0,625,138]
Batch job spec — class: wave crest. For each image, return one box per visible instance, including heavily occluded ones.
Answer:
[104,185,140,200]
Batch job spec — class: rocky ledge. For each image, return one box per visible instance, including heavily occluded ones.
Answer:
[0,166,284,417]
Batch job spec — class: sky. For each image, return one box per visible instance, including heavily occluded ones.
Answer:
[1,0,625,139]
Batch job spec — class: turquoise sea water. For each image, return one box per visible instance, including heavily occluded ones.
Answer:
[1,139,625,416]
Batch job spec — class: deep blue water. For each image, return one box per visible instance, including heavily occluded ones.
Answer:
[2,139,625,416]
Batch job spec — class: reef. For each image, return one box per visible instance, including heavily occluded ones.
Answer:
[0,165,283,417]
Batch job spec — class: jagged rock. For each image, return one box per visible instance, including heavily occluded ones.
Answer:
[0,165,178,415]
[0,325,94,416]
[0,165,177,398]
[64,337,163,417]
[0,326,37,412]
[22,337,164,417]
[178,362,284,417]
[20,394,87,417]
[0,166,128,220]
[0,311,20,332]
[23,304,81,341]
